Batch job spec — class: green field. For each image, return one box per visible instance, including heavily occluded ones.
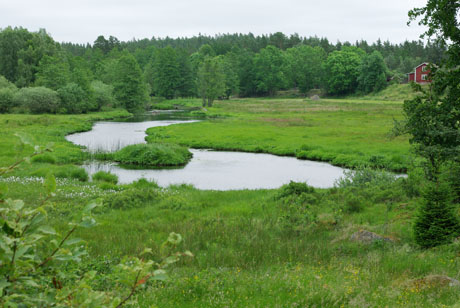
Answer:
[1,97,460,307]
[148,97,411,171]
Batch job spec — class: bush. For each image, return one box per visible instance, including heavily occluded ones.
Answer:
[0,75,16,90]
[0,87,17,113]
[57,83,92,114]
[104,187,161,209]
[275,181,315,200]
[91,80,116,110]
[275,181,318,230]
[113,143,192,167]
[13,86,60,114]
[335,167,397,189]
[92,171,118,184]
[343,194,366,213]
[130,178,159,189]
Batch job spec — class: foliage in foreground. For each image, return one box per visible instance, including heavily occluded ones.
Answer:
[113,143,193,167]
[0,147,192,307]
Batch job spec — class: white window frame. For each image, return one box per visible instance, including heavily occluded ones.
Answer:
[421,74,427,81]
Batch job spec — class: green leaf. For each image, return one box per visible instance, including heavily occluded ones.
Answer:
[15,132,33,146]
[14,245,31,259]
[140,248,153,256]
[9,199,24,211]
[2,222,15,236]
[44,173,56,195]
[151,269,168,281]
[64,238,83,246]
[37,225,56,235]
[183,250,194,257]
[166,232,182,245]
[83,201,100,213]
[79,217,97,228]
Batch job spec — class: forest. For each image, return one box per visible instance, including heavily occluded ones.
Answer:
[0,27,446,113]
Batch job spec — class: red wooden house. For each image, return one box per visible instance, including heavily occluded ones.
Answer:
[407,63,432,84]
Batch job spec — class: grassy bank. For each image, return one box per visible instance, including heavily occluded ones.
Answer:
[0,109,130,176]
[2,171,459,307]
[147,97,411,172]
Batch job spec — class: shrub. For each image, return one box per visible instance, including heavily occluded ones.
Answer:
[0,75,16,90]
[0,87,17,113]
[104,187,161,209]
[91,80,116,110]
[130,178,159,189]
[275,181,315,200]
[92,171,118,184]
[57,83,91,114]
[335,167,397,189]
[275,181,318,230]
[68,168,89,182]
[113,143,192,167]
[13,86,60,114]
[343,194,366,213]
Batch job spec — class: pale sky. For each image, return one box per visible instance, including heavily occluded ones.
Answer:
[0,0,428,44]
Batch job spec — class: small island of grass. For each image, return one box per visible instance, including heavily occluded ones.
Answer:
[112,143,192,167]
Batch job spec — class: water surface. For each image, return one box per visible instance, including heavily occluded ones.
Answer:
[66,113,347,190]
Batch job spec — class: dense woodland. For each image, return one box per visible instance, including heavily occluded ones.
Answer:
[0,27,446,113]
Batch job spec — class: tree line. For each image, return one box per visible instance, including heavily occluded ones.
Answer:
[0,27,446,113]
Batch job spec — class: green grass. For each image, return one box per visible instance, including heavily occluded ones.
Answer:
[2,173,459,307]
[0,109,130,173]
[147,97,411,171]
[92,170,118,184]
[348,83,426,102]
[1,96,459,307]
[111,143,192,167]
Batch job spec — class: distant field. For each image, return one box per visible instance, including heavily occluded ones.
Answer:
[147,97,411,172]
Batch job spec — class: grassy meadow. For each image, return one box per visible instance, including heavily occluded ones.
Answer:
[1,91,460,307]
[147,96,411,172]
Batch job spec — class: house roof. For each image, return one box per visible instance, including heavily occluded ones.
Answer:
[414,62,430,69]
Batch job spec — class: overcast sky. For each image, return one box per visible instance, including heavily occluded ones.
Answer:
[0,0,428,45]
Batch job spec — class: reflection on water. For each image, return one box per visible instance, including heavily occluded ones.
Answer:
[83,149,347,190]
[66,115,198,152]
[67,113,348,190]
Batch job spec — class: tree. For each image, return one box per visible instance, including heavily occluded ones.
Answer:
[284,45,326,94]
[93,35,110,54]
[399,0,460,247]
[57,83,90,114]
[35,54,71,90]
[91,80,116,110]
[151,47,181,99]
[113,53,148,113]
[0,27,57,86]
[357,51,388,93]
[253,46,286,96]
[197,56,225,107]
[221,53,239,98]
[324,48,364,95]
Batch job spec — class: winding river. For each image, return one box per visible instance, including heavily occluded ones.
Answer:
[66,112,347,190]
